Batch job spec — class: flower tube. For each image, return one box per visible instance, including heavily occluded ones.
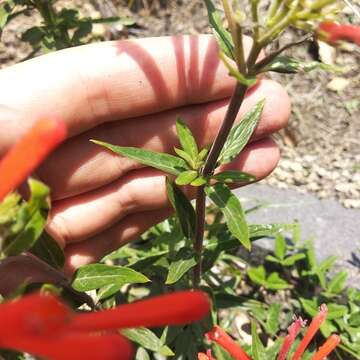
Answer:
[0,119,67,201]
[206,326,251,360]
[292,305,328,360]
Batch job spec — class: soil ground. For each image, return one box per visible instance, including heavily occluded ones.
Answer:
[0,0,359,207]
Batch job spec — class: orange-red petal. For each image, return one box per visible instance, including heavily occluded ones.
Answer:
[70,290,210,332]
[292,304,328,360]
[206,326,251,360]
[0,293,71,338]
[311,334,340,360]
[0,119,67,201]
[318,22,360,46]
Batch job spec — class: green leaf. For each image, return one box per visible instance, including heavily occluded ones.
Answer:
[176,118,198,159]
[3,210,45,256]
[97,283,123,300]
[166,178,195,239]
[198,147,209,161]
[3,179,49,256]
[174,147,195,168]
[0,3,10,29]
[72,21,92,44]
[91,140,188,176]
[175,170,198,185]
[349,312,360,327]
[205,183,250,249]
[251,321,266,360]
[122,328,174,356]
[72,264,149,292]
[165,248,197,284]
[191,177,207,186]
[247,266,266,286]
[249,223,294,240]
[21,26,44,46]
[219,100,264,164]
[265,303,281,336]
[203,0,235,60]
[265,272,291,290]
[326,271,347,294]
[212,170,256,184]
[282,253,306,266]
[318,256,337,273]
[31,232,65,269]
[260,56,344,74]
[135,347,150,360]
[274,234,286,260]
[327,303,348,320]
[219,51,257,86]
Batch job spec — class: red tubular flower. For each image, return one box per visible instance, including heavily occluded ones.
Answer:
[206,326,251,360]
[0,118,67,202]
[70,290,210,332]
[292,304,328,360]
[318,22,360,46]
[198,350,216,360]
[277,317,306,360]
[2,333,132,360]
[311,334,340,360]
[0,292,71,338]
[0,291,210,360]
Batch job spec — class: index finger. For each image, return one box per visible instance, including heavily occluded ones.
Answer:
[0,35,240,152]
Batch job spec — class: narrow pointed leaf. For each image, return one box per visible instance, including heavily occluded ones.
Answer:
[122,328,174,356]
[212,170,256,183]
[166,178,195,239]
[175,170,198,185]
[203,0,235,59]
[3,179,49,256]
[327,271,347,294]
[166,248,197,285]
[31,232,65,269]
[219,51,257,86]
[176,118,198,159]
[219,100,264,164]
[174,147,195,168]
[205,183,250,249]
[259,56,344,74]
[251,321,266,360]
[191,177,207,186]
[91,140,187,175]
[72,264,149,292]
[274,234,286,260]
[249,223,295,240]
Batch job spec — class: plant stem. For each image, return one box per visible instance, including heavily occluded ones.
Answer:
[202,83,248,176]
[192,38,263,287]
[192,83,248,288]
[193,186,206,287]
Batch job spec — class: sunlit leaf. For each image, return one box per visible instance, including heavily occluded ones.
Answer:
[212,170,256,183]
[259,56,344,74]
[203,0,234,59]
[219,100,264,164]
[166,248,197,284]
[176,118,198,159]
[175,170,198,185]
[205,183,250,249]
[122,328,174,356]
[72,264,149,291]
[91,140,188,176]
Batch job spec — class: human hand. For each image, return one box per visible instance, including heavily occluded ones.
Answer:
[0,35,290,276]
